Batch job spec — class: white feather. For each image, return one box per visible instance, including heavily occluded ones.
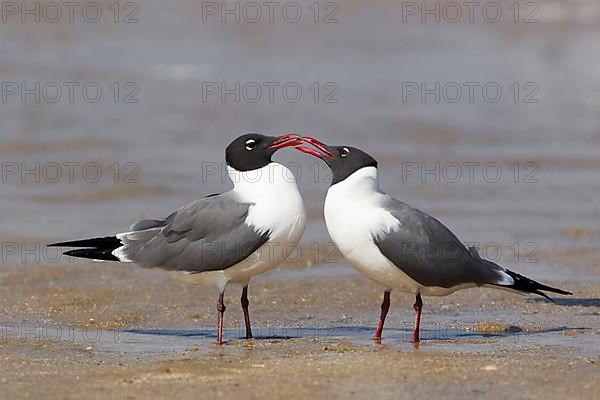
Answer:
[325,166,485,296]
[205,163,306,289]
[112,163,306,290]
[324,167,423,293]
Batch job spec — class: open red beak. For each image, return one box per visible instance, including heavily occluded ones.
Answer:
[295,136,334,159]
[267,133,305,150]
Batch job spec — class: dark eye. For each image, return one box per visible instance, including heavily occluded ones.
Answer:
[340,147,350,158]
[245,139,257,150]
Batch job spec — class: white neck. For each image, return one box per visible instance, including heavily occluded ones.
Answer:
[227,163,299,201]
[227,163,305,238]
[330,166,381,198]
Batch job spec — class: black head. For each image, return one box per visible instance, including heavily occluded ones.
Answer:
[225,133,303,171]
[295,138,378,185]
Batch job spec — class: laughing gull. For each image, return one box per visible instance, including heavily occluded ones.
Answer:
[49,133,307,344]
[295,137,571,342]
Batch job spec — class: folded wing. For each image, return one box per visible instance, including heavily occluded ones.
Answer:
[373,197,509,288]
[117,192,270,273]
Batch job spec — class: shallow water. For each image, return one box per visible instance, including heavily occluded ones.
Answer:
[1,1,600,259]
[4,318,596,359]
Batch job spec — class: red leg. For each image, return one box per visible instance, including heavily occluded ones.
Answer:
[241,285,253,339]
[217,291,226,345]
[373,290,391,340]
[412,293,423,343]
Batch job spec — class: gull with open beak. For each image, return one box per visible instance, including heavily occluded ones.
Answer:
[50,133,307,344]
[295,137,571,342]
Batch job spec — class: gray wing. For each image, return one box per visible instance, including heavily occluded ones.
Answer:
[118,192,270,272]
[373,197,506,288]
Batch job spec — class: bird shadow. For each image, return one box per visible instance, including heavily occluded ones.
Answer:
[122,329,214,338]
[314,325,587,342]
[121,328,301,341]
[121,325,586,343]
[449,326,586,340]
[120,326,375,342]
[529,297,600,307]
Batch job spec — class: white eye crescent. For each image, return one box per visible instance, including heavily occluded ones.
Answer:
[340,147,350,158]
[245,139,257,150]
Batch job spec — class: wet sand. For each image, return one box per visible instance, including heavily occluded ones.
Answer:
[1,261,599,399]
[2,336,598,400]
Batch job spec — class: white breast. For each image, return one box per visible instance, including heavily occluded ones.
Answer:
[324,167,421,293]
[218,163,306,287]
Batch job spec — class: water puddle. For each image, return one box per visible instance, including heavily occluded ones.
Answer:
[2,322,595,358]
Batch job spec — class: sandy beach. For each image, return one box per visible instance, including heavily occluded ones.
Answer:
[1,260,599,399]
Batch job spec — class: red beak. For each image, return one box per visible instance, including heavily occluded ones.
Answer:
[295,136,334,159]
[267,133,305,150]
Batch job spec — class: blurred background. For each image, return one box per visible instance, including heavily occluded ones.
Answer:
[1,0,599,319]
[2,1,600,396]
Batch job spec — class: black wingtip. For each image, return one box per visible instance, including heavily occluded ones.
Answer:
[48,236,121,248]
[48,236,123,262]
[503,269,572,301]
[63,249,120,261]
[532,290,555,303]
